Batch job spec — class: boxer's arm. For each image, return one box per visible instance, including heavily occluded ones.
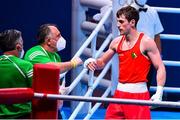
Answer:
[85,38,118,71]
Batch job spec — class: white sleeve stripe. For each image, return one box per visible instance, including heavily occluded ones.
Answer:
[27,69,33,73]
[27,71,33,76]
[27,73,33,78]
[29,51,46,60]
[29,51,44,58]
[29,52,45,60]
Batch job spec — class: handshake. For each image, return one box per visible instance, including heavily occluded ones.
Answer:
[84,58,98,71]
[59,58,96,95]
[70,57,97,71]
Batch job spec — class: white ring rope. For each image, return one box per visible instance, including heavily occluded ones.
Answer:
[160,34,180,40]
[34,93,180,108]
[163,60,180,67]
[151,86,180,93]
[153,6,180,14]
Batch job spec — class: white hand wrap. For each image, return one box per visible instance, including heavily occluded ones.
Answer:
[84,58,96,69]
[151,86,164,101]
[59,86,69,95]
[59,80,69,95]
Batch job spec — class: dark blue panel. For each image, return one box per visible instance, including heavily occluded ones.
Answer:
[0,0,72,61]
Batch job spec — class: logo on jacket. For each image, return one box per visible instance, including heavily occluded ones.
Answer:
[131,52,137,59]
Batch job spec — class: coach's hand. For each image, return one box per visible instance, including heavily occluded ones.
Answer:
[71,57,83,68]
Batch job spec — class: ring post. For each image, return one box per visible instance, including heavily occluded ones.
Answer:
[32,64,60,119]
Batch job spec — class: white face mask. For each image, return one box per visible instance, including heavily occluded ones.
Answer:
[135,0,147,6]
[19,49,24,58]
[56,36,66,51]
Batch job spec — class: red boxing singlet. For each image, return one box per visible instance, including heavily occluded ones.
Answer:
[117,33,151,83]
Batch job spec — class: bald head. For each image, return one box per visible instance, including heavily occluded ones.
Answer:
[48,25,61,39]
[37,23,60,44]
